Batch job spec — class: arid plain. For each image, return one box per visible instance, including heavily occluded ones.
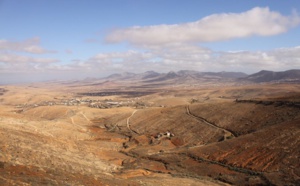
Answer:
[0,72,300,185]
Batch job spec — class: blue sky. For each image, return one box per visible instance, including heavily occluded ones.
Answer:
[0,0,300,83]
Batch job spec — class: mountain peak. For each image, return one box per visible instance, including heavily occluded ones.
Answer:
[243,69,300,82]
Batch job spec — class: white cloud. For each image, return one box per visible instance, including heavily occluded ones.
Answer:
[0,37,60,77]
[0,53,59,64]
[0,52,60,76]
[106,7,300,46]
[212,47,300,72]
[80,45,300,73]
[0,37,56,54]
[1,44,299,80]
[1,45,299,83]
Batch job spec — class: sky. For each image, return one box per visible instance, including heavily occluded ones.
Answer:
[0,0,300,84]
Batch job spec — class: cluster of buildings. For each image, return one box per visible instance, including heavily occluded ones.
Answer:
[14,98,148,110]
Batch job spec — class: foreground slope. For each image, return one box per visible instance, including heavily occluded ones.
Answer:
[0,81,299,185]
[0,85,228,185]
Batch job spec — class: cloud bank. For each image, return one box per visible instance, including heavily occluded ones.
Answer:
[1,44,300,83]
[106,7,300,46]
[84,46,300,73]
[0,37,59,77]
[0,37,56,54]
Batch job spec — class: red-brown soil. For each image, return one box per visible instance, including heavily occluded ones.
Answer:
[0,82,299,185]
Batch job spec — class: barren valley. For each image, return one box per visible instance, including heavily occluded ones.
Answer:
[0,71,300,185]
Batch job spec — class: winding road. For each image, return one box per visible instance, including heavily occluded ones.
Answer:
[108,109,139,134]
[186,105,236,139]
[126,110,139,134]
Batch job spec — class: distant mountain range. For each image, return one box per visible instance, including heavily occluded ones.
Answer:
[104,70,248,83]
[241,69,300,83]
[103,69,300,83]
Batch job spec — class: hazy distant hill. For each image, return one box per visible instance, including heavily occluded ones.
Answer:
[106,72,136,80]
[242,69,300,83]
[104,70,248,84]
[203,71,248,78]
[99,69,300,84]
[141,71,161,79]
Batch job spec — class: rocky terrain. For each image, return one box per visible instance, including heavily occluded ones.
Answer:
[0,73,300,185]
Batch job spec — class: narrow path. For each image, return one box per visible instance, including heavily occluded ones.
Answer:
[121,150,273,185]
[70,116,88,131]
[80,112,91,123]
[107,123,119,132]
[71,117,75,125]
[187,144,205,149]
[126,110,139,134]
[107,110,139,133]
[183,152,273,185]
[186,105,236,138]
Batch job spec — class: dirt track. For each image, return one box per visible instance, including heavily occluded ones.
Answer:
[126,110,139,134]
[186,105,236,139]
